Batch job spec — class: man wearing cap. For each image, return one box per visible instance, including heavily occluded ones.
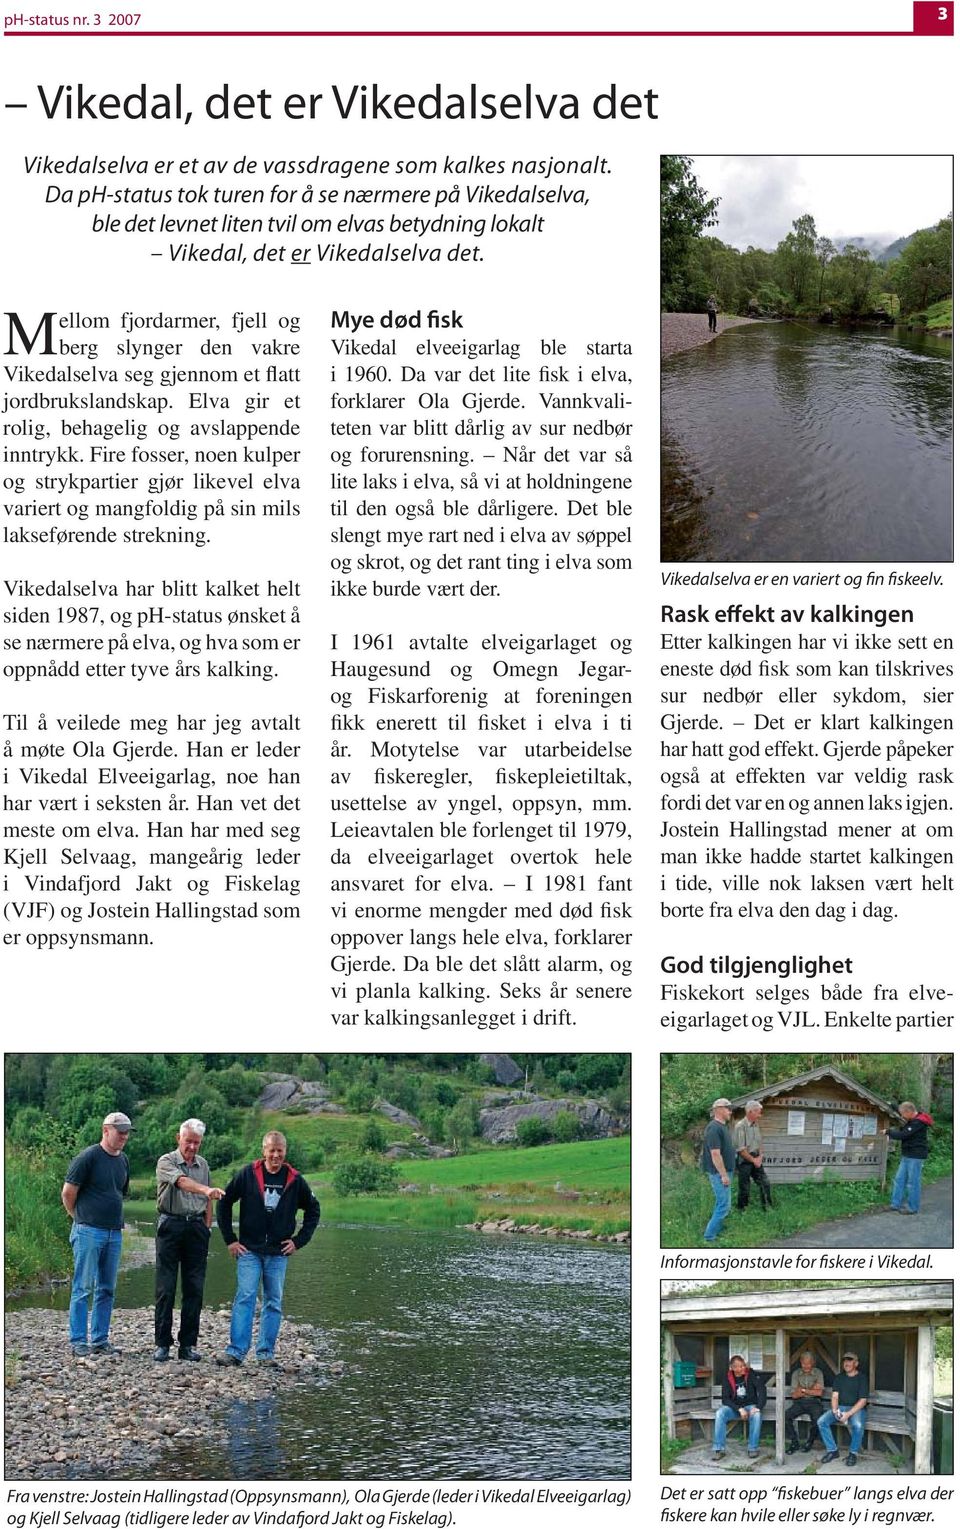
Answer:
[733,1101,774,1214]
[61,1112,133,1357]
[817,1351,870,1466]
[154,1118,226,1363]
[702,1099,736,1244]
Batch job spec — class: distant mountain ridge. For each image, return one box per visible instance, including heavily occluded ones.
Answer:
[831,226,936,264]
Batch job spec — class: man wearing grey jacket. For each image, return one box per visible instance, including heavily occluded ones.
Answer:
[154,1118,225,1362]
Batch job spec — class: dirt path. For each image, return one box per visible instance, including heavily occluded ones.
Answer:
[767,1174,952,1250]
[661,312,766,359]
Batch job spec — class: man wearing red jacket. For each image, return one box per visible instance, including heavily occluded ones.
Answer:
[885,1102,934,1216]
[215,1130,321,1367]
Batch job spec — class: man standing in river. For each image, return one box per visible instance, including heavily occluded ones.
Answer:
[215,1131,320,1367]
[706,294,718,333]
[61,1111,133,1357]
[154,1118,225,1362]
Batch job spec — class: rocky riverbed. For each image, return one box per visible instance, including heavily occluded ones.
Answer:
[467,1217,629,1245]
[4,1306,342,1480]
[661,312,764,358]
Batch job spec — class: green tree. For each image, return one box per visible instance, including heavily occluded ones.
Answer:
[815,236,837,305]
[215,1062,263,1107]
[4,1055,48,1111]
[443,1096,480,1148]
[775,213,818,307]
[359,1117,388,1153]
[332,1156,399,1196]
[889,216,952,314]
[344,1081,375,1113]
[574,1054,623,1093]
[515,1116,550,1147]
[661,155,719,310]
[552,1111,581,1143]
[830,244,878,316]
[45,1055,137,1139]
[174,1071,231,1134]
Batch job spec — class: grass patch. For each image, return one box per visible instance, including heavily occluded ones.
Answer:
[45,1140,630,1271]
[661,1432,693,1472]
[318,1193,477,1229]
[394,1137,629,1193]
[661,1400,694,1472]
[907,298,952,331]
[316,1140,629,1237]
[260,1107,416,1154]
[474,1197,630,1235]
[5,1141,73,1288]
[662,1143,951,1248]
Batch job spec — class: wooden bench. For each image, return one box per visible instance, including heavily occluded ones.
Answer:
[679,1395,915,1457]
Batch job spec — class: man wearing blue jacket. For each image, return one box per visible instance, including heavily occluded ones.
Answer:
[215,1130,320,1367]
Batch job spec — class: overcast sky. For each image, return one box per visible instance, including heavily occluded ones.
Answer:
[690,156,952,251]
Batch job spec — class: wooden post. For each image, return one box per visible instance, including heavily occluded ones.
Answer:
[915,1322,935,1474]
[663,1326,677,1441]
[775,1326,786,1466]
[869,1334,876,1392]
[879,1128,889,1192]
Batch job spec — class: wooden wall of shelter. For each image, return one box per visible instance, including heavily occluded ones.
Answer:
[661,1283,952,1474]
[727,1065,897,1186]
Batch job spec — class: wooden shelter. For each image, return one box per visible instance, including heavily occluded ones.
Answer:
[661,1282,953,1472]
[727,1064,898,1186]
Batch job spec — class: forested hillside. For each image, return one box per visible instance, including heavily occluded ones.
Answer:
[661,155,952,324]
[5,1051,630,1170]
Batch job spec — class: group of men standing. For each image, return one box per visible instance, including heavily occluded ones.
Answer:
[701,1096,933,1243]
[62,1112,320,1364]
[701,1098,773,1244]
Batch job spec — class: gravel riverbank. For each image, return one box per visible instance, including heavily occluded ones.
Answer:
[661,312,765,359]
[5,1306,342,1480]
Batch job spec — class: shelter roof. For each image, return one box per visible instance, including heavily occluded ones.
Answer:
[727,1064,895,1116]
[662,1282,953,1326]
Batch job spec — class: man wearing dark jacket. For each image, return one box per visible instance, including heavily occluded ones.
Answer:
[713,1354,766,1460]
[215,1131,320,1367]
[885,1101,933,1215]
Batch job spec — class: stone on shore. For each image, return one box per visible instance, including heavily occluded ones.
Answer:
[661,312,764,360]
[4,1306,341,1481]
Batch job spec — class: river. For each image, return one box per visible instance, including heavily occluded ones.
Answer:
[9,1221,630,1480]
[661,322,952,562]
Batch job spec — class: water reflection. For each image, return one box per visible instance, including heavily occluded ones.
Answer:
[662,323,952,562]
[11,1223,629,1481]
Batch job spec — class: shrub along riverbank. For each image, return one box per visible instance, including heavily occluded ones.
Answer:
[5,1053,629,1287]
[9,1135,630,1289]
[5,1135,75,1288]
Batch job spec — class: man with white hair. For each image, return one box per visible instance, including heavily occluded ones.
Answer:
[154,1118,225,1362]
[733,1100,774,1213]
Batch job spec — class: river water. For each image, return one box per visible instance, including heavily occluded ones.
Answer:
[661,322,952,562]
[11,1222,630,1480]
